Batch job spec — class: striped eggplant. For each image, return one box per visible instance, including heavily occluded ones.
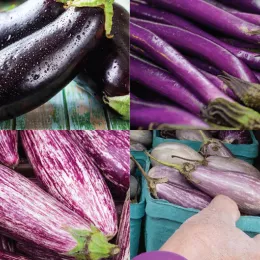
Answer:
[183,165,260,215]
[0,251,29,260]
[0,235,15,253]
[0,131,19,168]
[69,131,129,192]
[16,241,73,260]
[148,166,211,209]
[206,156,260,179]
[151,143,204,167]
[0,164,119,259]
[113,192,130,260]
[21,130,118,238]
[218,130,252,144]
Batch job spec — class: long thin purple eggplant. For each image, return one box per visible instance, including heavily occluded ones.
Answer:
[131,99,209,129]
[0,0,65,50]
[130,55,205,116]
[146,0,260,43]
[132,18,258,83]
[69,130,129,192]
[0,131,19,168]
[0,164,118,259]
[130,22,260,129]
[21,130,118,238]
[218,0,260,14]
[131,1,260,70]
[0,251,29,260]
[113,192,130,260]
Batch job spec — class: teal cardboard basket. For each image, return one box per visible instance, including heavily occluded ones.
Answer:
[152,131,258,164]
[144,180,260,252]
[130,151,150,259]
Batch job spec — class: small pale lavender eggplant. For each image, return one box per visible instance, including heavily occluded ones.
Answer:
[176,130,211,141]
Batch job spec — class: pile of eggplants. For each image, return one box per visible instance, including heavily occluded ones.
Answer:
[143,135,260,216]
[0,0,129,121]
[130,0,260,129]
[0,130,130,260]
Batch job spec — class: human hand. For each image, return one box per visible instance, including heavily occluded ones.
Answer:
[160,195,260,260]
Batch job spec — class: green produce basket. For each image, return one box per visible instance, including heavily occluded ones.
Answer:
[144,176,260,251]
[152,131,258,164]
[130,151,150,259]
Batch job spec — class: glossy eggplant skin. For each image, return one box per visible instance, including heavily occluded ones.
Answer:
[76,3,129,97]
[0,0,65,50]
[0,7,104,121]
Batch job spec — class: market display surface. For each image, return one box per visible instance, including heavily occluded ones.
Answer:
[0,130,130,260]
[0,0,129,130]
[130,0,260,129]
[130,130,260,258]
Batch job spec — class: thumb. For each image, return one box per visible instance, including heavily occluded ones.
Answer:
[194,195,240,226]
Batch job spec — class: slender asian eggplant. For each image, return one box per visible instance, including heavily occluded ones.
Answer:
[76,3,129,119]
[69,130,129,192]
[21,130,118,238]
[113,192,130,260]
[0,131,19,168]
[0,7,105,121]
[0,0,65,50]
[0,164,119,259]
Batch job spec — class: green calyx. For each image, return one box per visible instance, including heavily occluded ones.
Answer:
[58,0,114,37]
[103,94,130,120]
[218,72,260,111]
[65,225,120,260]
[204,98,260,129]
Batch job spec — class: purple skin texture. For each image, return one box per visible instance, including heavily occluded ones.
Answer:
[69,130,130,192]
[0,251,30,260]
[130,55,205,115]
[0,130,19,168]
[114,193,130,260]
[132,18,258,83]
[21,130,118,238]
[131,99,209,129]
[130,22,230,105]
[146,0,260,43]
[131,1,260,70]
[0,164,93,255]
[187,165,260,215]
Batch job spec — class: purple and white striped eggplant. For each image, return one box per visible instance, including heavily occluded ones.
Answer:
[113,192,130,260]
[148,166,211,210]
[0,251,29,260]
[0,164,119,259]
[151,143,204,166]
[21,130,118,238]
[70,131,129,192]
[185,165,260,215]
[206,156,260,179]
[0,131,19,168]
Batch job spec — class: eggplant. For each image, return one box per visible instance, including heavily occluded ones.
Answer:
[151,143,204,167]
[0,251,29,260]
[0,236,15,253]
[0,131,19,168]
[130,130,152,147]
[0,7,105,121]
[206,156,260,179]
[113,192,130,260]
[70,130,129,193]
[183,165,260,215]
[218,130,252,144]
[176,130,211,141]
[130,175,140,201]
[130,158,136,175]
[0,0,65,50]
[0,164,118,259]
[130,141,146,151]
[75,3,129,119]
[21,131,118,238]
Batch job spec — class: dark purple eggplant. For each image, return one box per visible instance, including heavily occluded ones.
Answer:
[75,4,129,119]
[0,236,15,254]
[0,251,30,260]
[0,0,65,50]
[218,130,252,144]
[0,7,104,121]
